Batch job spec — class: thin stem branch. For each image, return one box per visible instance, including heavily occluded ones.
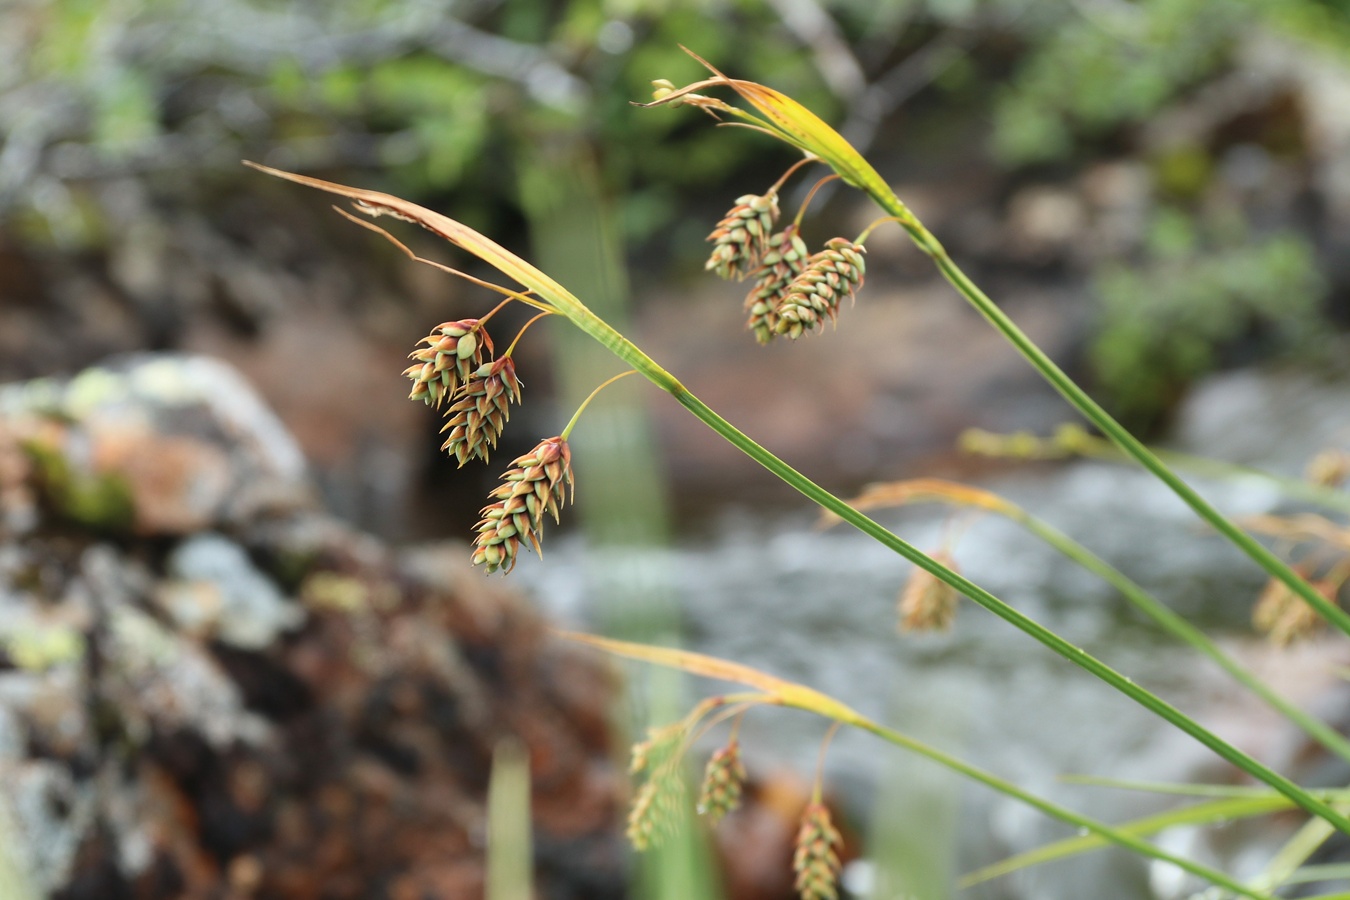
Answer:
[792,173,842,229]
[503,311,552,358]
[561,369,639,440]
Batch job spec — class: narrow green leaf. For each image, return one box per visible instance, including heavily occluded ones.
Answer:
[959,796,1293,888]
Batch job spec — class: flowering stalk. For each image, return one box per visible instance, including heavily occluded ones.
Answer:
[245,80,1350,838]
[563,632,1276,900]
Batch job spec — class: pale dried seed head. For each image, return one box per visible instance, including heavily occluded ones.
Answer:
[404,319,492,407]
[439,357,523,466]
[774,238,867,340]
[471,436,572,574]
[899,552,960,633]
[706,192,781,281]
[745,225,810,344]
[1306,450,1350,487]
[697,741,747,824]
[793,802,843,900]
[1253,577,1337,646]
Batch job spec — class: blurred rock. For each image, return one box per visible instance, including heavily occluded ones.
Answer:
[0,354,626,899]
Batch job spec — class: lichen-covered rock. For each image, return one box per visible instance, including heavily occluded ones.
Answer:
[0,354,625,899]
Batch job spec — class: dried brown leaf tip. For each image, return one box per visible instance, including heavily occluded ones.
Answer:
[776,238,867,340]
[627,726,687,851]
[707,191,781,280]
[472,436,572,574]
[697,741,747,823]
[899,551,960,633]
[746,225,810,345]
[440,357,523,466]
[404,319,492,407]
[793,802,843,900]
[1253,576,1339,646]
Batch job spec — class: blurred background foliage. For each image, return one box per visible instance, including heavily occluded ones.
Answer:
[3,0,1350,427]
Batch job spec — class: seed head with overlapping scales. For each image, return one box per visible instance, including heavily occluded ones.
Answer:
[775,238,867,340]
[706,191,780,280]
[697,741,747,823]
[793,802,843,900]
[439,357,522,466]
[745,225,810,344]
[472,436,572,574]
[403,319,492,407]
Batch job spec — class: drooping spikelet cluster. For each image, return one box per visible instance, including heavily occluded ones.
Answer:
[440,357,523,465]
[472,436,572,574]
[1252,576,1339,646]
[793,802,843,900]
[696,741,747,823]
[705,182,869,344]
[775,238,866,340]
[746,226,810,345]
[404,319,492,407]
[898,551,961,633]
[627,727,688,851]
[706,192,781,280]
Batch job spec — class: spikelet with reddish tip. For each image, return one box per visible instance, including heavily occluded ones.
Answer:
[403,319,491,407]
[793,802,843,900]
[439,357,522,465]
[697,741,746,823]
[707,191,780,280]
[472,436,572,574]
[776,238,867,339]
[745,225,810,344]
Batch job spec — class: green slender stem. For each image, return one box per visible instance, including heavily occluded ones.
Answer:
[876,203,1350,639]
[561,369,638,440]
[489,192,1350,838]
[551,298,1350,833]
[769,698,1275,899]
[1006,507,1350,765]
[663,388,1350,835]
[1250,814,1337,893]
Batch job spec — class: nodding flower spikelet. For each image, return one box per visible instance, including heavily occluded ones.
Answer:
[706,191,781,281]
[626,726,688,851]
[404,319,492,407]
[793,802,843,900]
[898,552,960,633]
[697,741,747,824]
[472,436,572,574]
[440,357,522,466]
[775,238,867,340]
[745,225,810,345]
[1252,576,1338,646]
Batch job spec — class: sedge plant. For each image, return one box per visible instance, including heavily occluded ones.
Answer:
[249,48,1350,898]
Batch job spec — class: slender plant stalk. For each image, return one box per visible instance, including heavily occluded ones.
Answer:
[645,63,1350,637]
[1011,509,1350,765]
[566,632,1275,900]
[839,482,1350,765]
[245,160,1350,836]
[664,388,1350,835]
[877,205,1350,638]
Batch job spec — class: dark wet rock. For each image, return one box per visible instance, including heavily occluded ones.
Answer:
[0,354,625,899]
